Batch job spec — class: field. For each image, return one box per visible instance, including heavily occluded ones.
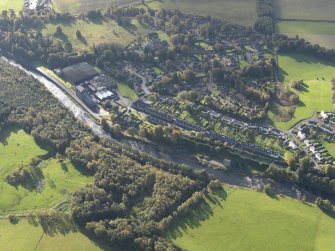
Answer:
[269,53,334,130]
[41,19,140,50]
[0,0,23,13]
[0,128,93,212]
[276,0,335,21]
[277,21,335,49]
[276,0,335,50]
[116,81,138,100]
[52,0,117,14]
[147,0,256,26]
[322,141,335,158]
[167,186,335,251]
[0,218,119,251]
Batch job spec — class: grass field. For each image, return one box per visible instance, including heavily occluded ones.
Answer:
[268,53,334,130]
[0,219,118,251]
[167,186,335,251]
[0,0,23,13]
[41,19,139,50]
[276,0,335,21]
[52,0,117,14]
[116,81,138,100]
[322,141,335,158]
[0,128,93,212]
[277,21,335,49]
[147,0,256,26]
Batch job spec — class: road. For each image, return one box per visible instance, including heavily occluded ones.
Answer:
[125,66,151,96]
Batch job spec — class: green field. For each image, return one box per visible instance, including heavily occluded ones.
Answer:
[147,0,256,26]
[0,128,93,212]
[116,81,138,100]
[277,21,335,49]
[276,0,335,21]
[52,0,117,14]
[0,219,117,251]
[41,19,139,50]
[167,186,335,251]
[269,53,334,130]
[322,141,335,158]
[0,0,23,13]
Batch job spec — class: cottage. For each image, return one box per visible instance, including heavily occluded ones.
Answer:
[297,131,306,140]
[320,111,329,120]
[289,141,297,150]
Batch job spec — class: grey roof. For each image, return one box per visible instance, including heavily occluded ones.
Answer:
[61,62,98,84]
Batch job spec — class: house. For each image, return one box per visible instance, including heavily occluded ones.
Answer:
[297,131,306,140]
[315,153,323,161]
[289,141,297,150]
[309,146,316,154]
[320,111,329,120]
[304,140,311,148]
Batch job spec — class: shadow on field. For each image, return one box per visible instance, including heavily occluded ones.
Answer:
[0,127,19,146]
[166,187,227,240]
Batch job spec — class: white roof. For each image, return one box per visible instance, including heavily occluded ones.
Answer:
[289,141,297,150]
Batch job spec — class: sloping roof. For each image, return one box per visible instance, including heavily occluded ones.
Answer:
[61,62,98,84]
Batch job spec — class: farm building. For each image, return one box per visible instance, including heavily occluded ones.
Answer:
[59,62,99,85]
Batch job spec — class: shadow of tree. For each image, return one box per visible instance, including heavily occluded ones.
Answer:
[166,188,228,241]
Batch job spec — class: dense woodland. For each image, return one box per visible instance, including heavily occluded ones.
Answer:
[0,59,210,250]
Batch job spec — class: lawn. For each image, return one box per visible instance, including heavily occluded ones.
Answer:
[0,219,119,251]
[116,81,138,100]
[52,0,117,14]
[277,21,335,49]
[41,19,137,50]
[322,141,335,158]
[147,0,256,26]
[0,128,93,212]
[167,186,335,251]
[276,0,335,21]
[268,53,334,130]
[0,0,23,13]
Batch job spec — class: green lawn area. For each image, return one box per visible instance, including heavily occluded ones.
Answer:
[0,0,23,13]
[41,19,136,50]
[0,128,93,212]
[269,53,334,130]
[0,218,118,251]
[116,81,138,100]
[52,0,117,14]
[147,0,256,26]
[277,21,335,49]
[167,186,335,251]
[322,141,335,158]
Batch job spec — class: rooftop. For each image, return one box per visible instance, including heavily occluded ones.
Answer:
[61,62,99,85]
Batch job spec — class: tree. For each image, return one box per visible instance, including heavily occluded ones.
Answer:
[287,155,296,169]
[76,30,83,39]
[54,26,63,37]
[315,197,333,211]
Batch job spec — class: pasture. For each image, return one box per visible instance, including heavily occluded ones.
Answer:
[0,128,93,212]
[0,0,23,13]
[277,21,335,49]
[167,186,335,251]
[52,0,117,14]
[269,53,334,130]
[116,81,138,100]
[41,19,138,50]
[147,0,256,26]
[0,219,117,251]
[276,0,335,21]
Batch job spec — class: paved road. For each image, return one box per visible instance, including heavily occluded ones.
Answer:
[125,66,151,96]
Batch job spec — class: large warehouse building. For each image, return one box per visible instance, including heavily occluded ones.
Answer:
[59,62,99,85]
